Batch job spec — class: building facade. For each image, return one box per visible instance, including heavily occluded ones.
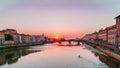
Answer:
[106,25,117,45]
[20,34,31,43]
[115,15,120,46]
[98,29,107,43]
[2,29,18,44]
[82,34,90,41]
[0,31,5,44]
[88,32,98,43]
[0,28,48,45]
[31,35,37,43]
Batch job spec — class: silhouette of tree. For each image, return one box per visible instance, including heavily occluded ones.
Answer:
[5,34,13,41]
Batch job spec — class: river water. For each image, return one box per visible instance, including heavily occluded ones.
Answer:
[0,42,120,68]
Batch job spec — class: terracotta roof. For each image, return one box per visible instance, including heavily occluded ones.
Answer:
[5,29,16,31]
[99,29,106,32]
[115,15,120,19]
[105,25,116,30]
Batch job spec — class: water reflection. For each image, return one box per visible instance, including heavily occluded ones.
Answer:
[97,53,120,68]
[0,47,41,66]
[0,43,120,68]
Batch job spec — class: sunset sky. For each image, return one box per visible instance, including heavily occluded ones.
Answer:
[0,0,120,38]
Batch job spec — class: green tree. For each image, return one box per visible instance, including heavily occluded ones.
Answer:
[5,34,13,41]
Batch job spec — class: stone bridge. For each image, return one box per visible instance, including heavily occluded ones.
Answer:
[54,38,82,45]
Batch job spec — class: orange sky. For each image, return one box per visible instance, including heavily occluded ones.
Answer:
[18,30,90,38]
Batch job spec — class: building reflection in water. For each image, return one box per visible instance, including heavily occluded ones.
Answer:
[0,46,120,68]
[95,53,120,68]
[0,47,41,66]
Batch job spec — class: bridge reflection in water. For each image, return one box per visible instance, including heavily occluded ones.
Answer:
[0,44,120,68]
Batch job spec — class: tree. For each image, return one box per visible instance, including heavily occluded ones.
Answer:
[5,34,13,41]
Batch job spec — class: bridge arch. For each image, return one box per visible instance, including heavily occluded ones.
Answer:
[57,39,82,45]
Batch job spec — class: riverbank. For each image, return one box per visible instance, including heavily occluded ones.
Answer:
[96,46,120,61]
[84,42,120,61]
[0,42,45,50]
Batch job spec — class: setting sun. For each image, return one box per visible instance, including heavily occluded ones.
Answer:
[55,36,59,39]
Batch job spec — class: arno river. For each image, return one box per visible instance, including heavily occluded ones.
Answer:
[0,42,120,68]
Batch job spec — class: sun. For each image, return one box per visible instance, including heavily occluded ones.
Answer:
[55,36,59,39]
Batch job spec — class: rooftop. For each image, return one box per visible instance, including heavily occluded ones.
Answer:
[115,15,120,19]
[105,25,116,30]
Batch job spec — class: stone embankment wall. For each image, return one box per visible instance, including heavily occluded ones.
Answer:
[96,46,120,61]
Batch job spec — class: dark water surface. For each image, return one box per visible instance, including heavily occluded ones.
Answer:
[0,42,120,68]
